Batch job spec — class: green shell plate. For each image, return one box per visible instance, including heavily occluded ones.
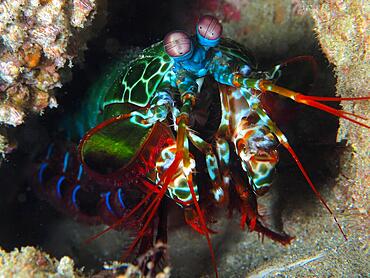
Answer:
[102,41,174,110]
[80,114,152,175]
[217,38,257,69]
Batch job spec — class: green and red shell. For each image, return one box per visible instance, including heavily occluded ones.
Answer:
[72,38,256,188]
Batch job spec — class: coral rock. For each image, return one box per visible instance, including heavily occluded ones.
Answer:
[0,0,97,152]
[0,246,83,277]
[0,104,25,126]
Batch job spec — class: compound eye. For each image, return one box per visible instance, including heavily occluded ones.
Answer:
[163,31,192,57]
[197,15,222,40]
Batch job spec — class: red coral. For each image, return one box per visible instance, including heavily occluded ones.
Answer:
[197,0,241,22]
[222,3,241,22]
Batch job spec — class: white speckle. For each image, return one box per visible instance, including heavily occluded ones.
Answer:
[213,187,224,201]
[57,256,75,277]
[48,96,58,109]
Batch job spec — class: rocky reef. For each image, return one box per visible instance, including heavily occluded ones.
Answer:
[0,246,82,277]
[0,245,171,278]
[304,0,369,214]
[0,0,97,155]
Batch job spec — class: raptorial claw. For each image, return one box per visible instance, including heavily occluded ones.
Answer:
[234,119,279,195]
[254,220,295,246]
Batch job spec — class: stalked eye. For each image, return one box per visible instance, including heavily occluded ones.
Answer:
[163,31,192,58]
[197,15,222,41]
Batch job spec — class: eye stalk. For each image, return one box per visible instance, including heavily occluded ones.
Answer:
[196,15,223,47]
[163,31,193,62]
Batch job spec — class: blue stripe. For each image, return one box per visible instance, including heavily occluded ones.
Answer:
[105,192,115,216]
[76,121,85,139]
[38,162,48,183]
[46,144,54,160]
[56,176,66,198]
[63,152,70,173]
[72,185,81,209]
[103,264,128,271]
[77,164,83,181]
[117,188,126,209]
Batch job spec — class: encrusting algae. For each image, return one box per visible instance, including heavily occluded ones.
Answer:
[0,0,97,154]
[0,245,171,278]
[303,0,369,214]
[0,246,83,278]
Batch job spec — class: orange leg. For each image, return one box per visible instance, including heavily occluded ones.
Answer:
[258,80,370,129]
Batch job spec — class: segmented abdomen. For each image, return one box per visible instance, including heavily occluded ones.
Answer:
[35,141,145,227]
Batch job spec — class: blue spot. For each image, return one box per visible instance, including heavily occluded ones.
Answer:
[76,121,85,139]
[56,176,66,198]
[206,155,217,181]
[117,188,126,209]
[63,152,70,173]
[105,192,115,216]
[198,68,207,76]
[72,185,81,209]
[38,162,48,184]
[46,144,54,160]
[77,164,83,181]
[103,263,128,271]
[240,65,251,76]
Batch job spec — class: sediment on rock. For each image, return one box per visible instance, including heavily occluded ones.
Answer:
[0,0,100,155]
